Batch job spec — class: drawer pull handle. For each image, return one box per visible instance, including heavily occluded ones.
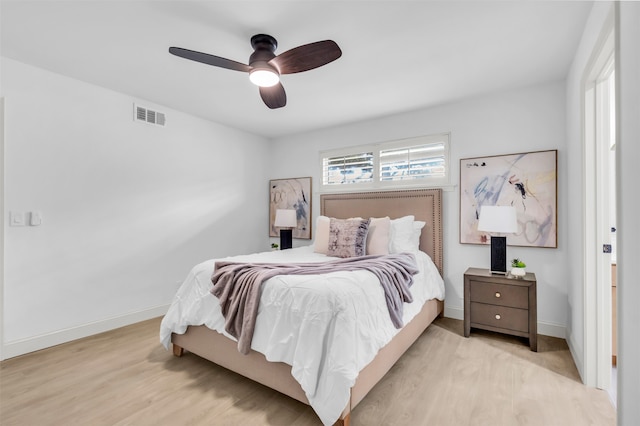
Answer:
[495,314,501,320]
[495,292,501,298]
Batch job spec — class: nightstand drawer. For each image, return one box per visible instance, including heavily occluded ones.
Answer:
[470,302,529,333]
[469,281,528,309]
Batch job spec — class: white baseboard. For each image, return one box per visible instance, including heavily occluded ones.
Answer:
[2,303,570,360]
[537,321,567,339]
[1,304,169,360]
[444,305,465,320]
[566,330,586,384]
[443,306,567,339]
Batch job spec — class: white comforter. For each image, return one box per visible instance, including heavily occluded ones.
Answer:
[159,246,444,425]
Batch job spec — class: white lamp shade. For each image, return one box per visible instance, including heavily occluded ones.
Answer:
[274,209,297,228]
[477,205,517,233]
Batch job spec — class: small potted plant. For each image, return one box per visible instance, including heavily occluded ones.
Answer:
[271,243,279,251]
[511,258,526,277]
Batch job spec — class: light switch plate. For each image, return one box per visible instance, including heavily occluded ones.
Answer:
[30,211,42,226]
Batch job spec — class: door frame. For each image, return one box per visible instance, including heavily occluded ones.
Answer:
[0,97,4,361]
[582,10,615,389]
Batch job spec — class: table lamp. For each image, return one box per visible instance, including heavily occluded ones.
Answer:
[274,209,297,250]
[477,205,518,274]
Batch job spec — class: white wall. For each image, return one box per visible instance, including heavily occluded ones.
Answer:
[617,2,640,423]
[271,81,568,337]
[1,58,269,358]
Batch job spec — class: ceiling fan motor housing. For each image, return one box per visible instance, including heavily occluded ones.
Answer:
[250,34,277,51]
[249,34,279,73]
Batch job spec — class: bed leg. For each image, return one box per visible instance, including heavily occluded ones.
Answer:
[333,413,350,426]
[172,343,184,357]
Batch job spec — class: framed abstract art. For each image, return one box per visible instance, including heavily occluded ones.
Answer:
[269,177,312,239]
[460,150,557,248]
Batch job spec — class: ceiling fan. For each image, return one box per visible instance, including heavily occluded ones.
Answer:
[169,34,342,109]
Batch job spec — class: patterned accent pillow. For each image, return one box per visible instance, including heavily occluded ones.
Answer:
[327,218,371,258]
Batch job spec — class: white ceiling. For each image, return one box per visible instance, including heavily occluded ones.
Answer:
[1,1,593,138]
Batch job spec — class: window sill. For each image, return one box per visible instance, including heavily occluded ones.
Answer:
[319,183,457,194]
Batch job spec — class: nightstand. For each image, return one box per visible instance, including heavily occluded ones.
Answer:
[464,267,537,351]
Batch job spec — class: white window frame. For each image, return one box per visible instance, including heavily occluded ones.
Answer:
[319,133,451,193]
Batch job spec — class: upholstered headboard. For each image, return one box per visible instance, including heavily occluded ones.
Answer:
[320,189,443,276]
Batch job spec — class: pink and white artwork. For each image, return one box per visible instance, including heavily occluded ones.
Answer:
[269,177,312,239]
[460,150,557,248]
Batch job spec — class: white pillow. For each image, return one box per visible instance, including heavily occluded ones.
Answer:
[389,215,415,253]
[367,217,390,255]
[313,215,331,254]
[410,220,426,251]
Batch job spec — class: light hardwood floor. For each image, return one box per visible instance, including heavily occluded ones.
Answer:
[0,317,615,425]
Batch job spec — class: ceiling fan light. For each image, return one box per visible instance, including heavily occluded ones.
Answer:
[249,69,280,87]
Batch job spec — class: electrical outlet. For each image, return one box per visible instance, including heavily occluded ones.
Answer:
[10,212,25,226]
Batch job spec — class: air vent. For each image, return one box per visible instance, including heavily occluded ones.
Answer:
[134,104,166,127]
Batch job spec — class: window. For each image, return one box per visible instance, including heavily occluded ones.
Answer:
[320,133,450,191]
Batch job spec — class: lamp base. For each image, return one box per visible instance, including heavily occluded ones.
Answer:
[490,236,507,274]
[280,229,293,250]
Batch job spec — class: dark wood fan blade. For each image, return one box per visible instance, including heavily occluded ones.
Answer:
[259,83,287,109]
[270,40,342,74]
[169,47,251,72]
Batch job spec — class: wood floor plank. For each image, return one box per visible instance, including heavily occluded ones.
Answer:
[0,317,615,425]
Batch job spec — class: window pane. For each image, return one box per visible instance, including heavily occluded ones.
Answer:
[380,143,445,181]
[323,152,374,185]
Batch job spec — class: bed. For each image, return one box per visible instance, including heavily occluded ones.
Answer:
[160,188,444,425]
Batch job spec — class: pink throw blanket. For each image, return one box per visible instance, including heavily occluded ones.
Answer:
[211,253,418,354]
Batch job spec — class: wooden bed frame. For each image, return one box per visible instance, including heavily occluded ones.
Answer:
[171,188,444,425]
